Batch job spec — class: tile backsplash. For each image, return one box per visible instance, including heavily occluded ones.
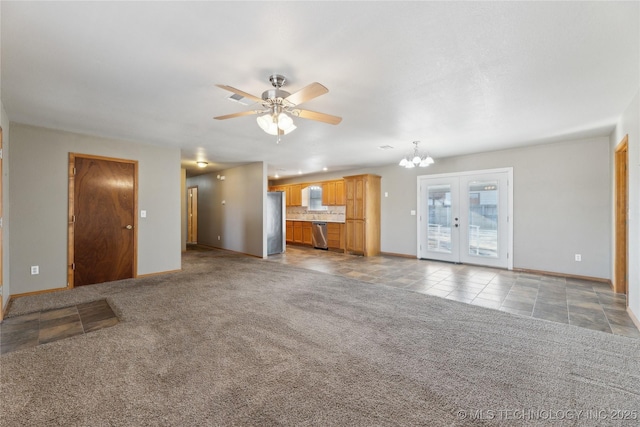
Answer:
[286,205,346,222]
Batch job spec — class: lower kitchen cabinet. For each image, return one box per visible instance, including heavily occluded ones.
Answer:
[286,221,294,243]
[345,220,366,254]
[302,222,312,245]
[293,221,303,243]
[288,221,314,245]
[327,223,344,250]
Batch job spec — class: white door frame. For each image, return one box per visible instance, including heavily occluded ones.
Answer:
[417,167,514,270]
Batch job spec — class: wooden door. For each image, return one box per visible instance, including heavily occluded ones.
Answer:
[614,136,628,295]
[0,128,3,318]
[69,154,137,287]
[187,187,198,243]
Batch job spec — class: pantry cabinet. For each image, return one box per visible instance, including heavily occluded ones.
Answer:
[344,174,381,256]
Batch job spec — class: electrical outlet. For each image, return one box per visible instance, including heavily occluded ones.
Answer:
[31,265,39,275]
[575,254,582,262]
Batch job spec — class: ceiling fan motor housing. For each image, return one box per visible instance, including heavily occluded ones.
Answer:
[262,88,291,102]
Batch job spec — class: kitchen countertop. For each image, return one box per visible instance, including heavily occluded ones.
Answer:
[286,219,345,223]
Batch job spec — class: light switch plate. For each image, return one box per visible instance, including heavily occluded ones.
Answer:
[410,210,416,216]
[140,210,147,218]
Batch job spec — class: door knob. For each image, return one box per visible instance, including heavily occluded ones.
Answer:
[125,225,133,230]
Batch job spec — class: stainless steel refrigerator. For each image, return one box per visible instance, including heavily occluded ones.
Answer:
[267,191,286,255]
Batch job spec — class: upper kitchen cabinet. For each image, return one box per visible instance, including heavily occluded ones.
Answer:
[344,174,381,256]
[289,184,302,206]
[269,184,303,207]
[269,185,291,206]
[322,179,346,206]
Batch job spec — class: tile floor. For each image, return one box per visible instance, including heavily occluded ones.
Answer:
[1,299,118,355]
[267,245,640,339]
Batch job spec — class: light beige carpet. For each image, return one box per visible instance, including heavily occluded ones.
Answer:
[1,249,639,426]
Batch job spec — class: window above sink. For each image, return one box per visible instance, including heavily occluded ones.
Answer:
[305,185,328,211]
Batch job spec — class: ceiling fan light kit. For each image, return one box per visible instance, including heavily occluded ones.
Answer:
[399,141,434,168]
[214,74,342,143]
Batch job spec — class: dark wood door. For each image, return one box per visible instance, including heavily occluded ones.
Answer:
[73,156,136,287]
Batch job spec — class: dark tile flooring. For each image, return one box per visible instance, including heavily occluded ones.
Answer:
[268,246,640,339]
[1,299,118,355]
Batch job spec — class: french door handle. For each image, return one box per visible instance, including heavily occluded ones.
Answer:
[125,225,133,230]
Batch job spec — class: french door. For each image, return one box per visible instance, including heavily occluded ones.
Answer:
[417,168,513,269]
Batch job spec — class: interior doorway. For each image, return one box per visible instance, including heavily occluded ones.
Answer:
[417,168,513,269]
[187,186,198,244]
[0,127,3,319]
[68,154,137,287]
[614,135,628,297]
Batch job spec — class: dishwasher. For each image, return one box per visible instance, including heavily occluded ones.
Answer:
[311,222,328,250]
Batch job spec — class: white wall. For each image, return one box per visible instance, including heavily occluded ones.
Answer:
[611,90,640,322]
[187,162,266,258]
[9,123,182,294]
[277,136,612,279]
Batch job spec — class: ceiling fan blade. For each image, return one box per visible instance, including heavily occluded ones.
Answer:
[285,82,328,106]
[214,110,266,120]
[216,84,263,104]
[293,109,342,125]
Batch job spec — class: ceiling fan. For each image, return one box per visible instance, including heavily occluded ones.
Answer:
[214,74,342,142]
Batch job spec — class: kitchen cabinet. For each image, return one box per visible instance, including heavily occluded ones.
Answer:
[293,221,303,242]
[322,181,335,206]
[335,180,345,205]
[344,174,381,256]
[302,222,313,245]
[327,223,344,250]
[286,221,294,243]
[321,180,346,206]
[289,184,302,206]
[289,221,314,245]
[270,185,291,207]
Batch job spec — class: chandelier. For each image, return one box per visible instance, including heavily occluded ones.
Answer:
[399,141,434,168]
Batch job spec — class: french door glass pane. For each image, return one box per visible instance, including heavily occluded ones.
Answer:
[467,180,498,258]
[427,185,452,253]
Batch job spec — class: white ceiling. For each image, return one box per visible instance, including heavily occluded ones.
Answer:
[2,2,638,179]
